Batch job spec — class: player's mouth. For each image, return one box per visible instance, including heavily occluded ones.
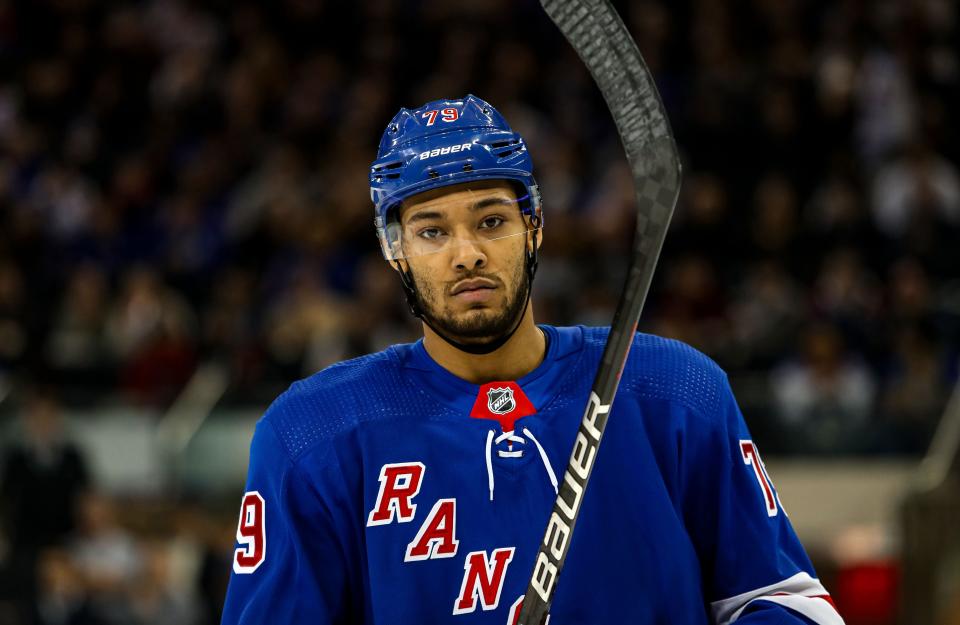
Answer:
[450,278,498,303]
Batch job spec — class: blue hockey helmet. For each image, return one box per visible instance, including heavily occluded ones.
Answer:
[370,95,541,261]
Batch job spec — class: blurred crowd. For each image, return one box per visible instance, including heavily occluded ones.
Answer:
[2,0,960,397]
[2,0,959,446]
[0,0,959,622]
[2,0,958,445]
[0,390,232,625]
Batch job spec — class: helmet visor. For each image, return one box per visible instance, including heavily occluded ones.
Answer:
[376,191,541,261]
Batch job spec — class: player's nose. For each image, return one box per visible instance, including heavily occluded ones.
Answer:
[451,239,487,272]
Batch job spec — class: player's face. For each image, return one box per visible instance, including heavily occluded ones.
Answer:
[397,181,535,344]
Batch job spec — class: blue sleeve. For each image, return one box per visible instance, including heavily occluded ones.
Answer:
[220,417,357,625]
[683,375,844,625]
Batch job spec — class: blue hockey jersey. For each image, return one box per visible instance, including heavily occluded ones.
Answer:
[221,326,844,625]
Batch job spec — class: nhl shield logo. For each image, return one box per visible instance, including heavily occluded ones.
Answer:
[487,387,516,415]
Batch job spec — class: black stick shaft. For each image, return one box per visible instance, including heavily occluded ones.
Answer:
[517,0,681,623]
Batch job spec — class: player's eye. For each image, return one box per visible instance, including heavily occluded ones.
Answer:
[479,215,504,230]
[417,226,445,240]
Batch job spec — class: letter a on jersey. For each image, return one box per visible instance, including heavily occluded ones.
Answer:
[405,498,459,562]
[367,462,425,526]
[453,548,515,615]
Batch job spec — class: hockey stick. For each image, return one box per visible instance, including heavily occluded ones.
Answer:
[517,1,681,623]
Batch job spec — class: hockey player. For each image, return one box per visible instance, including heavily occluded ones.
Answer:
[221,95,844,625]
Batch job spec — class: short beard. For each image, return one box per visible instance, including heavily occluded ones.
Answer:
[410,256,529,346]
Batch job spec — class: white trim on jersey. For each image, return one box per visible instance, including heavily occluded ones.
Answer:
[710,571,844,625]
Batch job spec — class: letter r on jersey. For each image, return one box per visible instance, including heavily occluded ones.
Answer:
[367,462,425,526]
[453,548,515,615]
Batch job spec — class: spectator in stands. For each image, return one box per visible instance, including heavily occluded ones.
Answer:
[200,268,262,392]
[670,173,739,264]
[872,141,960,277]
[749,173,809,278]
[887,257,935,327]
[727,260,805,370]
[263,267,347,377]
[0,389,89,547]
[191,513,234,625]
[32,547,103,625]
[771,322,877,453]
[804,171,886,271]
[652,253,729,356]
[126,540,199,625]
[0,388,90,623]
[45,264,111,386]
[880,323,951,453]
[0,261,27,373]
[871,141,960,240]
[105,267,197,405]
[811,247,883,354]
[68,493,141,625]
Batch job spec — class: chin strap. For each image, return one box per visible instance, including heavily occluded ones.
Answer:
[396,215,541,356]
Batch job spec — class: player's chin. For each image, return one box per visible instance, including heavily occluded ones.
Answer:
[446,292,502,313]
[447,308,503,333]
[448,305,496,325]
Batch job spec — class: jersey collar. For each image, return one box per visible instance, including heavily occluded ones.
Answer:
[397,324,584,418]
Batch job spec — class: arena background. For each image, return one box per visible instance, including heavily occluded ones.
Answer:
[0,0,958,623]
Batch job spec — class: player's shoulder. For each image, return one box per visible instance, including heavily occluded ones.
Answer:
[259,344,410,461]
[579,326,728,418]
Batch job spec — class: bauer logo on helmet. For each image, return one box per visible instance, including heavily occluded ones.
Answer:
[418,143,472,161]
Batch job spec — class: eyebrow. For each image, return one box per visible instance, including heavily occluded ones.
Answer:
[471,196,514,211]
[404,196,515,225]
[405,210,443,225]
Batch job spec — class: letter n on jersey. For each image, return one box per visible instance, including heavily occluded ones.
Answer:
[453,548,515,615]
[367,462,425,526]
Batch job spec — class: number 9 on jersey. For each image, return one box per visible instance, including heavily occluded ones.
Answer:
[234,491,266,573]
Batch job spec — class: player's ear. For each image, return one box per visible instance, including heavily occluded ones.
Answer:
[391,258,410,274]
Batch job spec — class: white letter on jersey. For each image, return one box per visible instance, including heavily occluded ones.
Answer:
[453,548,515,615]
[405,498,459,561]
[740,440,778,517]
[367,462,425,526]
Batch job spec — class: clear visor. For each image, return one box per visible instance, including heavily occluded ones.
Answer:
[377,191,542,261]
